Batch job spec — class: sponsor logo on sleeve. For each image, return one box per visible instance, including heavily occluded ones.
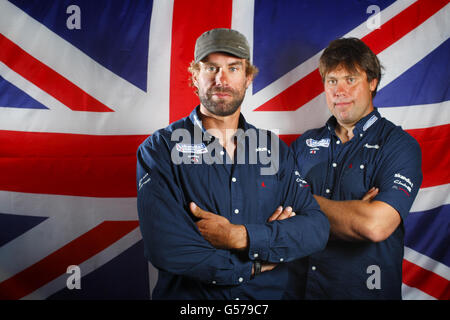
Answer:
[392,173,414,196]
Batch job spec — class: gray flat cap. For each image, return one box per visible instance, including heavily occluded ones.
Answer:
[194,28,250,62]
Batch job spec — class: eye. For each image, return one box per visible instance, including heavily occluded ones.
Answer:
[347,77,356,84]
[229,66,238,72]
[207,66,217,72]
[327,79,337,86]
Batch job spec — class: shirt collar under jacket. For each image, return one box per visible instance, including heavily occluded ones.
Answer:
[326,108,381,138]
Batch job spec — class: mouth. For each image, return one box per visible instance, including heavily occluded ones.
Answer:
[210,89,234,99]
[212,92,231,98]
[334,101,353,108]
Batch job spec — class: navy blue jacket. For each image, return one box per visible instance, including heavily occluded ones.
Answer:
[290,109,423,299]
[137,107,329,300]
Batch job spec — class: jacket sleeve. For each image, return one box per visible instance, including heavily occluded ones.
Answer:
[137,133,252,286]
[244,141,330,263]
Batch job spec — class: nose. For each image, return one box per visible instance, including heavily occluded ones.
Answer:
[215,68,228,86]
[334,81,347,97]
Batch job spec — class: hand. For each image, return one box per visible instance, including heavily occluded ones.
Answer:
[254,206,295,275]
[190,202,247,250]
[361,187,379,202]
[267,206,296,222]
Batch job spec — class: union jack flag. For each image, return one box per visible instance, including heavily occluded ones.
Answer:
[0,0,448,300]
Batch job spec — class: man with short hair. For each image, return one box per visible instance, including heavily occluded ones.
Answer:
[290,37,423,299]
[137,28,329,300]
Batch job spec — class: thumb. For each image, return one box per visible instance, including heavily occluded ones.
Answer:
[190,202,206,218]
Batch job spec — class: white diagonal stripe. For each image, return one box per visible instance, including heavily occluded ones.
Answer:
[404,246,450,281]
[402,283,437,300]
[21,227,142,300]
[0,0,142,109]
[0,62,69,112]
[0,0,173,135]
[0,191,137,282]
[377,3,450,91]
[243,0,418,110]
[410,184,450,212]
[379,101,450,129]
[243,1,448,135]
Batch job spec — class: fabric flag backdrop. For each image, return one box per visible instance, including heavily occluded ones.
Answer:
[0,0,448,300]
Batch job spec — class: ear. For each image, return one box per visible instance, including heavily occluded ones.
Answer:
[192,73,199,88]
[369,78,378,92]
[245,74,253,89]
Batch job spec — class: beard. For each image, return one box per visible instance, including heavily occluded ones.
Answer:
[199,86,245,117]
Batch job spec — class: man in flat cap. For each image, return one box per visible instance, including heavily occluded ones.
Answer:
[137,28,329,299]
